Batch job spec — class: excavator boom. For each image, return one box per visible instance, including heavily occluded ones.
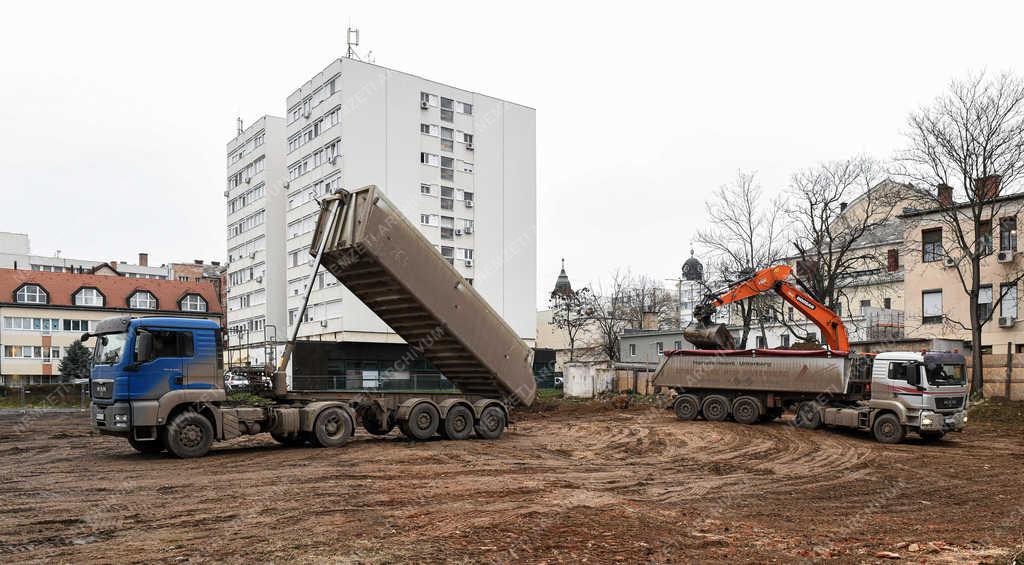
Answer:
[684,264,850,352]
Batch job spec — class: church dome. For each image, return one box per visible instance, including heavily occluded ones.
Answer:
[682,249,704,281]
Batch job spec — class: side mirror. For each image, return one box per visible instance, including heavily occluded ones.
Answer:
[136,332,154,364]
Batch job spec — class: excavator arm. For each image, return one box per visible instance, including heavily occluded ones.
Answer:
[687,264,850,352]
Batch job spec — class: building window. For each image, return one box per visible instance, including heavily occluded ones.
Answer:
[74,288,104,307]
[420,183,431,195]
[884,297,892,309]
[977,219,993,255]
[420,214,432,225]
[64,319,90,332]
[922,228,943,262]
[15,284,48,304]
[1000,217,1018,252]
[860,300,871,313]
[458,102,473,115]
[755,336,767,348]
[656,342,664,355]
[180,294,208,313]
[922,290,943,324]
[673,340,682,349]
[629,343,637,356]
[780,334,790,348]
[978,285,993,322]
[1001,283,1018,320]
[887,248,899,272]
[129,291,157,310]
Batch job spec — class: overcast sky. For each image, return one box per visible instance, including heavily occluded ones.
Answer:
[2,1,1022,308]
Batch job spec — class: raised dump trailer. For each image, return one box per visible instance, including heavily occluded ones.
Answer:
[308,185,535,405]
[653,348,969,444]
[88,186,535,457]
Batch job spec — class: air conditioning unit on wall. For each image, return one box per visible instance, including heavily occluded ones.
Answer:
[943,257,956,268]
[998,250,1015,263]
[999,316,1016,328]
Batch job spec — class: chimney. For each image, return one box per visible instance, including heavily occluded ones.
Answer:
[211,261,220,267]
[975,175,1002,200]
[937,184,954,206]
[194,259,204,265]
[138,253,148,267]
[110,261,118,270]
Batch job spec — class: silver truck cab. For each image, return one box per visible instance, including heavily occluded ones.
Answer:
[870,351,969,435]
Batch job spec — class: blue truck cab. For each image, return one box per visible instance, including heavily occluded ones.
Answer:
[88,315,225,450]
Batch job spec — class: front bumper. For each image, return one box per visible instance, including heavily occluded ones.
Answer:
[91,402,131,437]
[919,410,967,433]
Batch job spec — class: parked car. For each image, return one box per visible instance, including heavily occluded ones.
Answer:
[224,373,251,392]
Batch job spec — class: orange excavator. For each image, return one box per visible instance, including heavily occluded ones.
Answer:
[683,264,850,352]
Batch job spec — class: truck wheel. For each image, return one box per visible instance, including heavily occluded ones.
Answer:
[310,407,354,448]
[403,402,440,440]
[474,405,506,440]
[271,432,306,446]
[872,413,906,444]
[795,401,823,429]
[128,436,164,454]
[440,405,474,440]
[165,411,214,458]
[732,397,761,425]
[701,395,730,422]
[673,394,700,421]
[919,431,945,443]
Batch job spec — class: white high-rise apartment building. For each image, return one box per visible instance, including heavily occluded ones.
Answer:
[226,58,536,375]
[224,116,287,365]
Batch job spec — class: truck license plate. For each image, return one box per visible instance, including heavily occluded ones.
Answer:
[95,412,105,421]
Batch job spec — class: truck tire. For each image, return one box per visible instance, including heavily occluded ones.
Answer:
[701,395,730,422]
[872,413,906,444]
[732,396,761,425]
[673,394,700,421]
[474,405,507,440]
[795,401,823,429]
[919,431,945,443]
[310,406,354,448]
[403,402,440,440]
[440,405,474,440]
[165,411,214,458]
[271,432,306,446]
[128,436,164,454]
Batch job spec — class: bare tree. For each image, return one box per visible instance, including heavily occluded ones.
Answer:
[549,286,593,363]
[621,273,678,330]
[787,157,905,320]
[897,71,1024,395]
[695,171,787,347]
[583,271,631,363]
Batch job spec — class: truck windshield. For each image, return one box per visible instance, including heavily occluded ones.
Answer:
[94,333,128,365]
[925,363,965,386]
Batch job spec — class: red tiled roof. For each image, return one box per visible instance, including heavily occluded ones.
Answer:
[0,268,223,315]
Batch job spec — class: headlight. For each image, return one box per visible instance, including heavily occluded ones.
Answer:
[921,416,933,426]
[114,414,128,423]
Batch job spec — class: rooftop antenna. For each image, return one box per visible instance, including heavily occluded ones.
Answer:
[346,26,360,60]
[236,117,244,135]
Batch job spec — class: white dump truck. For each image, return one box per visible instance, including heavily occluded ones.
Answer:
[654,264,969,443]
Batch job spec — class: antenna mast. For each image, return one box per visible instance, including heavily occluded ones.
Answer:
[346,27,360,60]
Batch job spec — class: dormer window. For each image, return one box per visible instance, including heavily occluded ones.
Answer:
[180,294,208,312]
[74,287,105,307]
[15,284,48,304]
[129,291,157,310]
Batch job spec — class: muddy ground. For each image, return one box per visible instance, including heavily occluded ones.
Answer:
[0,402,1022,564]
